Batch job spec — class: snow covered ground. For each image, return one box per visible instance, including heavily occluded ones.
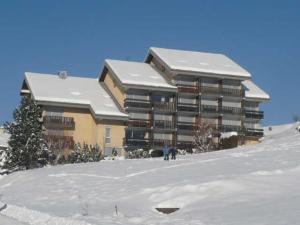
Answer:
[0,123,300,225]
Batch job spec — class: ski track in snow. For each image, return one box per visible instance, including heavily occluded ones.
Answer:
[1,202,94,225]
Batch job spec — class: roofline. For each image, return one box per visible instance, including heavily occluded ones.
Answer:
[146,47,251,80]
[23,74,128,121]
[244,96,270,102]
[101,59,177,92]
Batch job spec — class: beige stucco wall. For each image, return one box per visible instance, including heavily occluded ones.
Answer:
[44,107,125,155]
[63,108,98,146]
[97,120,125,151]
[103,72,126,108]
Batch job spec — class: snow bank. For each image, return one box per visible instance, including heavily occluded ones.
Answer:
[0,123,300,225]
[220,131,238,139]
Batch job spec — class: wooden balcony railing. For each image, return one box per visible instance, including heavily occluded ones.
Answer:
[177,84,199,94]
[153,102,175,112]
[128,119,151,128]
[43,116,75,130]
[245,110,264,119]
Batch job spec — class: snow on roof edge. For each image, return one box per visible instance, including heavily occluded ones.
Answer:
[24,72,128,120]
[148,47,252,78]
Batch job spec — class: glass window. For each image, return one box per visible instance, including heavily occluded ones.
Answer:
[105,127,111,144]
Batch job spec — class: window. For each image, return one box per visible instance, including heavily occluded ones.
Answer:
[105,127,111,144]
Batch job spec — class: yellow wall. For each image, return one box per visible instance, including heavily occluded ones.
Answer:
[44,107,125,155]
[97,120,125,151]
[64,108,98,145]
[103,72,126,108]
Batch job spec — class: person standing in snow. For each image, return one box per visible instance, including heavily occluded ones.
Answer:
[170,146,177,160]
[163,145,169,161]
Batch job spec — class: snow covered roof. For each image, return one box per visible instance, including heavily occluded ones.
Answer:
[102,59,177,91]
[24,73,128,120]
[242,80,270,101]
[0,130,9,148]
[148,47,251,79]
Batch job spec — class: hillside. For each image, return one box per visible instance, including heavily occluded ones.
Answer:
[0,123,299,225]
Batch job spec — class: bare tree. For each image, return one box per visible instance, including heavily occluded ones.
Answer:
[192,118,216,153]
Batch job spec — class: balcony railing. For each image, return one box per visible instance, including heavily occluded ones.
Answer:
[177,103,198,112]
[177,84,199,94]
[201,86,242,97]
[177,122,196,130]
[219,125,242,133]
[124,98,151,109]
[154,120,175,130]
[43,116,75,130]
[201,105,218,113]
[44,135,75,149]
[244,128,264,137]
[219,106,243,115]
[222,88,243,97]
[153,139,174,147]
[153,102,175,112]
[125,138,150,147]
[128,119,151,129]
[245,110,264,119]
[200,86,220,95]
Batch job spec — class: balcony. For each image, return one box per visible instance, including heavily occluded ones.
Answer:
[200,86,220,95]
[201,105,218,114]
[222,88,243,97]
[177,103,198,113]
[125,138,150,148]
[177,84,199,94]
[177,122,195,131]
[219,125,242,133]
[128,119,151,129]
[124,98,151,109]
[245,110,264,120]
[177,141,194,150]
[244,128,264,137]
[43,116,75,130]
[219,106,243,115]
[201,86,242,98]
[153,102,175,112]
[153,120,175,131]
[44,135,74,149]
[153,139,174,147]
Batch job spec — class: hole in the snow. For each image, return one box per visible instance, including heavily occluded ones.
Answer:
[155,208,180,214]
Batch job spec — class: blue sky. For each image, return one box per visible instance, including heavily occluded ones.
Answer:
[0,0,299,125]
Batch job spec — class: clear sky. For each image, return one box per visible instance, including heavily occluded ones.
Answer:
[0,0,299,126]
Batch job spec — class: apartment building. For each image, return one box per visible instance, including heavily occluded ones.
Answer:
[20,47,269,155]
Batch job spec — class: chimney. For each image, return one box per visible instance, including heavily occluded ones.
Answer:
[58,71,67,79]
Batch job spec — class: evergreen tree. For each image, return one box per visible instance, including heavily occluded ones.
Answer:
[3,95,49,170]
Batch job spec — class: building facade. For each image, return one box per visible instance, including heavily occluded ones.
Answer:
[21,47,269,155]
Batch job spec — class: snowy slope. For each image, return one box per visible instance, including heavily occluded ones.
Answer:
[0,123,300,225]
